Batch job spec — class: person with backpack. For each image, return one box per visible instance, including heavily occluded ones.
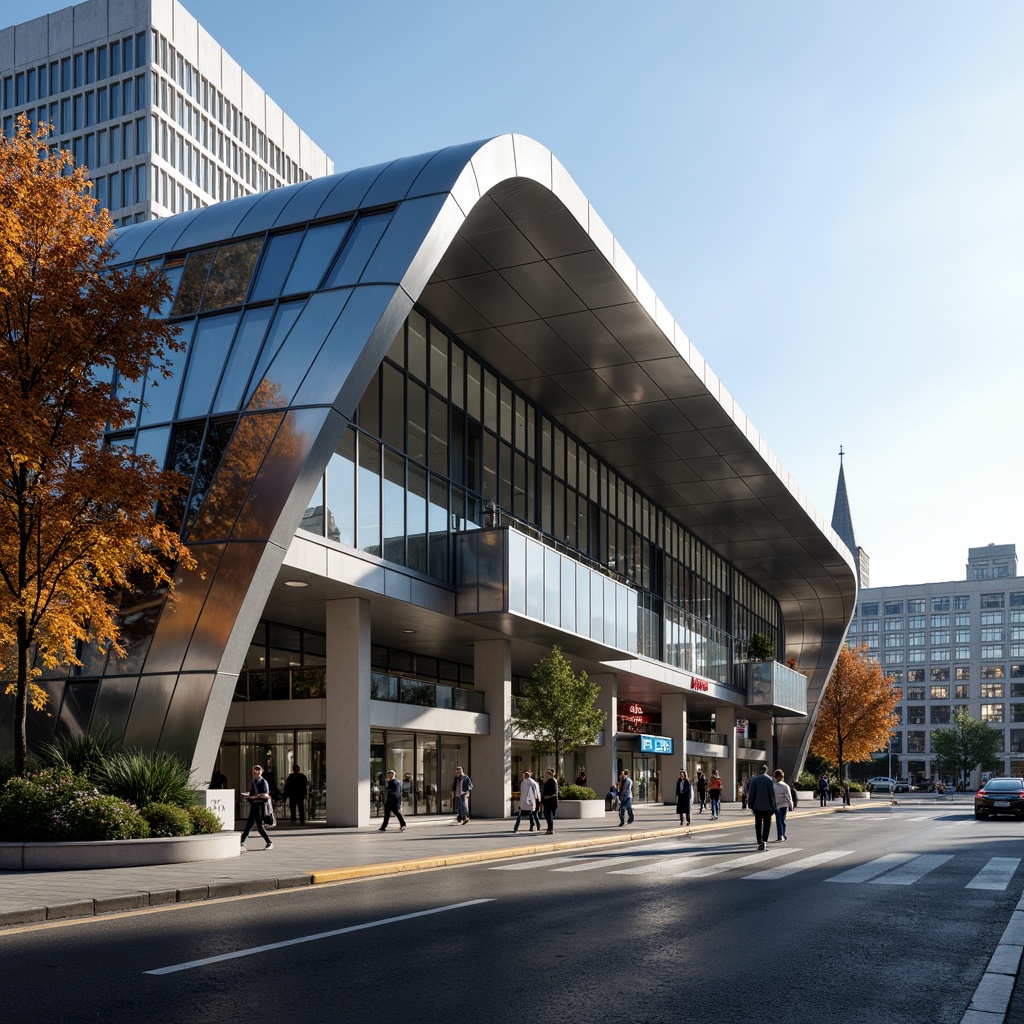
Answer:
[513,770,542,832]
[452,766,473,825]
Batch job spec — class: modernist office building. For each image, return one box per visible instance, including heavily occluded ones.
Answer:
[0,0,333,225]
[4,134,857,825]
[849,544,1024,785]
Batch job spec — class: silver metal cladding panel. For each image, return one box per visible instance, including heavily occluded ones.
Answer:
[314,161,392,220]
[132,206,205,260]
[360,151,442,209]
[272,174,348,228]
[172,191,266,252]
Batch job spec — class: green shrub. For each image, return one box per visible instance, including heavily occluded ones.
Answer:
[142,802,193,838]
[0,767,148,841]
[95,749,194,810]
[36,730,121,781]
[59,793,150,841]
[559,784,599,800]
[186,805,225,835]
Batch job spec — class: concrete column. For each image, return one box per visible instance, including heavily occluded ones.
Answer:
[661,691,687,803]
[326,598,370,827]
[586,673,617,792]
[473,639,512,819]
[716,705,738,803]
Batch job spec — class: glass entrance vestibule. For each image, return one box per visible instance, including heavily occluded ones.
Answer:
[370,729,470,818]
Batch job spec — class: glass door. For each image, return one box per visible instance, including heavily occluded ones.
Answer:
[370,730,385,818]
[417,736,439,813]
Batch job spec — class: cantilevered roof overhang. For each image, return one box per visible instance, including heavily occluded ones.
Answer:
[103,134,855,778]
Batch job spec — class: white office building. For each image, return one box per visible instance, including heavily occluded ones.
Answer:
[0,0,333,225]
[848,545,1024,785]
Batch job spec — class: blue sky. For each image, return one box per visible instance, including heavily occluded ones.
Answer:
[17,0,1023,586]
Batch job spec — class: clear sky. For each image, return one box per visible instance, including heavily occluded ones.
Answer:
[14,0,1023,587]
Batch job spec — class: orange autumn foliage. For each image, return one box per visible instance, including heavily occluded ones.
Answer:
[0,116,193,772]
[811,643,899,778]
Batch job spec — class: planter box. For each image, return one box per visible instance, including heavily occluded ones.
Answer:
[556,799,605,819]
[0,831,240,871]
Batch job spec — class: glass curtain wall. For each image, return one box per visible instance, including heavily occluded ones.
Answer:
[300,307,783,681]
[222,729,326,821]
[370,730,471,818]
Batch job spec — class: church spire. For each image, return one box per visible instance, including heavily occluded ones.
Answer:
[831,446,869,587]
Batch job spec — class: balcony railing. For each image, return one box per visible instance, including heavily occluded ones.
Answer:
[371,672,485,714]
[234,666,326,701]
[740,660,808,716]
[687,729,730,746]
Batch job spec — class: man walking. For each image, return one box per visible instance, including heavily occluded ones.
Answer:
[378,769,407,832]
[696,769,708,813]
[451,766,472,825]
[746,764,777,850]
[617,769,635,826]
[513,770,542,832]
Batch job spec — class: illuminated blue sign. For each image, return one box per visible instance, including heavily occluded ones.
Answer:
[640,735,673,755]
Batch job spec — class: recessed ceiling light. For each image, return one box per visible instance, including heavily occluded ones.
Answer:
[399,628,416,634]
[283,580,309,588]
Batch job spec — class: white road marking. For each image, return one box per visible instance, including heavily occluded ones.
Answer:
[666,847,798,878]
[742,850,853,880]
[145,900,494,975]
[870,853,952,885]
[967,857,1021,891]
[552,855,631,872]
[489,856,581,871]
[609,851,703,875]
[826,853,917,884]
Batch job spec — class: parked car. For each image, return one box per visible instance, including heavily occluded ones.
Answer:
[866,777,910,793]
[974,778,1024,819]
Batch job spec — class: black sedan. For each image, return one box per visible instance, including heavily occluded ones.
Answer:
[974,778,1024,819]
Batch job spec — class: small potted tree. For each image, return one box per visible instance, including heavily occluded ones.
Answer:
[511,646,606,818]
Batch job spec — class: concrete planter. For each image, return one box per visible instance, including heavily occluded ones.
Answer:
[0,831,241,871]
[556,799,605,819]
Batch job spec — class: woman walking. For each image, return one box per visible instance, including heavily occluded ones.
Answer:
[675,769,693,827]
[708,770,723,819]
[772,768,794,842]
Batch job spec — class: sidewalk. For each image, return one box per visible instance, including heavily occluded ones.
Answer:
[0,800,831,928]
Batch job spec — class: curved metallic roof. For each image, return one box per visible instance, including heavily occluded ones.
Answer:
[107,134,855,775]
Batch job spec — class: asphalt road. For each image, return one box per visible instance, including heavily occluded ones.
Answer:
[2,803,1022,1024]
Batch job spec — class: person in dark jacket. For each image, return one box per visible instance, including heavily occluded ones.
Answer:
[746,764,777,850]
[378,770,407,832]
[695,770,708,813]
[676,769,693,826]
[541,769,559,834]
[283,763,309,824]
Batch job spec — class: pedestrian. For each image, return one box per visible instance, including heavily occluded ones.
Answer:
[283,763,309,824]
[708,770,723,819]
[210,768,228,789]
[675,769,693,826]
[575,768,588,787]
[696,769,708,813]
[746,764,777,850]
[605,783,619,811]
[451,766,472,825]
[541,769,559,834]
[772,769,794,842]
[239,764,273,851]
[818,773,830,807]
[617,769,635,826]
[378,769,407,832]
[514,770,542,832]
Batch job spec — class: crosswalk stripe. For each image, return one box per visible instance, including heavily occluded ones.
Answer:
[666,847,798,878]
[489,856,580,871]
[552,856,631,873]
[870,853,952,885]
[743,850,853,880]
[609,851,704,875]
[966,857,1021,891]
[826,853,917,884]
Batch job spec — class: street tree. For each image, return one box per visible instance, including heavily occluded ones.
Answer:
[811,643,898,786]
[930,707,1002,788]
[510,645,605,779]
[0,116,192,773]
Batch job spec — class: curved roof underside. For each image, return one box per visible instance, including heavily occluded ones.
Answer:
[108,134,856,773]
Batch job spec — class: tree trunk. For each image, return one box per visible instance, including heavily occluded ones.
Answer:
[15,613,29,775]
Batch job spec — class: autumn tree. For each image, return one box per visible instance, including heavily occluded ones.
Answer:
[931,707,1002,788]
[0,116,192,773]
[510,646,605,779]
[811,643,898,787]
